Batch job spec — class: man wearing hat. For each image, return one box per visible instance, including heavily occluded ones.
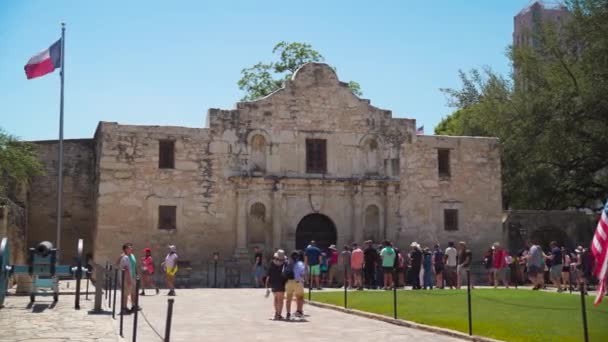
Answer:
[327,244,338,287]
[161,245,179,296]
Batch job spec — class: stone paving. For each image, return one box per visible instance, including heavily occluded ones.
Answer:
[0,281,118,342]
[1,279,468,342]
[119,288,465,342]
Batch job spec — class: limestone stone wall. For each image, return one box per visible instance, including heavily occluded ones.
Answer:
[27,139,96,263]
[399,135,503,256]
[93,123,236,272]
[503,210,596,254]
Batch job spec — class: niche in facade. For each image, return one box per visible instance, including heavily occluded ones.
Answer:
[250,134,267,172]
[248,202,267,244]
[363,204,380,242]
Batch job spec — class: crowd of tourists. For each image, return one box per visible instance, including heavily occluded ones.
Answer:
[115,243,180,315]
[255,239,596,294]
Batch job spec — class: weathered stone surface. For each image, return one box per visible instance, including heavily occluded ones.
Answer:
[25,63,503,284]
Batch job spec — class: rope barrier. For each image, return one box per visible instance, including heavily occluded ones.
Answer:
[139,310,165,342]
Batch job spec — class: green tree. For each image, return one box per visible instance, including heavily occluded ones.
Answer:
[0,128,43,195]
[436,0,608,210]
[238,41,362,100]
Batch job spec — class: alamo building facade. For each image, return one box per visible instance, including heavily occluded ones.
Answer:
[25,63,502,285]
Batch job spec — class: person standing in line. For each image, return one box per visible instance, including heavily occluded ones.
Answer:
[161,245,179,296]
[266,249,287,320]
[444,242,458,289]
[363,240,378,289]
[379,240,396,289]
[492,243,509,288]
[456,241,473,289]
[339,245,352,288]
[304,240,322,290]
[409,242,422,290]
[284,251,306,319]
[545,241,563,292]
[526,241,544,290]
[326,245,339,287]
[140,247,159,295]
[252,246,265,288]
[483,247,495,285]
[422,247,434,289]
[118,243,136,314]
[350,243,364,290]
[432,244,445,289]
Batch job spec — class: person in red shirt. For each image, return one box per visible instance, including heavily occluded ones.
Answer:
[140,248,159,295]
[492,243,509,288]
[327,245,339,287]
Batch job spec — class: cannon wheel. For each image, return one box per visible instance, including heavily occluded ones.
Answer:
[74,239,83,310]
[0,237,10,307]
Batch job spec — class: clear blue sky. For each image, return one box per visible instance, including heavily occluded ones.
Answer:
[0,0,533,141]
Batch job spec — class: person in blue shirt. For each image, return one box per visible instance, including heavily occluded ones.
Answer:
[284,251,306,319]
[304,241,322,289]
[423,247,434,289]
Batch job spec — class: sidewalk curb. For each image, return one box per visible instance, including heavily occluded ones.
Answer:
[306,300,503,342]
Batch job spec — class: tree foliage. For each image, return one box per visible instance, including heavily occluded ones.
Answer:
[238,41,363,101]
[436,0,608,210]
[0,128,43,195]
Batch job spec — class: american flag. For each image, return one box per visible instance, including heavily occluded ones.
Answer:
[416,125,424,135]
[592,199,608,305]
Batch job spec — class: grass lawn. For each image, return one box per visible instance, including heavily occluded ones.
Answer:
[311,289,608,342]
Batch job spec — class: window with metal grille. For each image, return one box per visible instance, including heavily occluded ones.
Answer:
[158,206,177,230]
[444,209,458,231]
[159,140,175,169]
[438,149,450,178]
[306,139,327,173]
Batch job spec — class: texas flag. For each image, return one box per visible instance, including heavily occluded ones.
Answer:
[24,39,62,79]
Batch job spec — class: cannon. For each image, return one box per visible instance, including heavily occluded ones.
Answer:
[0,237,87,309]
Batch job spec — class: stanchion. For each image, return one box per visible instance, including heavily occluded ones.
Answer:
[579,281,589,342]
[85,271,90,300]
[105,262,109,300]
[466,270,472,336]
[393,267,397,319]
[107,267,113,308]
[214,259,218,288]
[344,263,348,309]
[112,268,118,319]
[308,279,312,301]
[133,276,140,342]
[119,270,125,337]
[164,298,175,342]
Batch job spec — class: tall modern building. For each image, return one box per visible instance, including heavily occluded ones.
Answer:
[513,1,570,48]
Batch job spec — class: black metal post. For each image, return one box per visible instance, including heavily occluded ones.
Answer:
[344,263,348,309]
[119,269,125,337]
[393,267,397,319]
[467,270,472,336]
[105,263,109,300]
[112,268,118,319]
[108,267,113,308]
[85,272,90,300]
[214,259,218,288]
[579,281,589,342]
[164,298,175,342]
[308,277,312,301]
[133,276,140,342]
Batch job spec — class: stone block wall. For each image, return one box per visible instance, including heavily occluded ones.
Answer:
[93,122,237,269]
[399,135,503,256]
[27,139,96,263]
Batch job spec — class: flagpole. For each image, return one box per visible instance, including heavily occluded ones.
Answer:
[56,22,66,261]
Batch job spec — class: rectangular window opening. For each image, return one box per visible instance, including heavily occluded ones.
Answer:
[444,209,458,231]
[159,140,175,169]
[306,139,327,173]
[438,149,450,178]
[158,205,177,230]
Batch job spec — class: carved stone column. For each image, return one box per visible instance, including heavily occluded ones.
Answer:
[272,182,283,250]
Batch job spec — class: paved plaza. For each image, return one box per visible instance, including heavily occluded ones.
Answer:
[0,279,468,342]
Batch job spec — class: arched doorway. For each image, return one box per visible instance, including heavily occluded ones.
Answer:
[296,214,337,250]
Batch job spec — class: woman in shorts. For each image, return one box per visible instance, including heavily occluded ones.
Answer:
[140,248,159,295]
[266,250,287,320]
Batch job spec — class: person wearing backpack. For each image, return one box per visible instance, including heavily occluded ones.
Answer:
[284,251,306,319]
[433,244,445,289]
